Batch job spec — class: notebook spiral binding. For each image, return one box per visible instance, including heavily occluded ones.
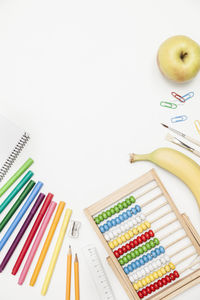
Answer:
[0,132,30,182]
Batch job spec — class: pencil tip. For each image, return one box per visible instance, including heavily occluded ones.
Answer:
[161,123,168,128]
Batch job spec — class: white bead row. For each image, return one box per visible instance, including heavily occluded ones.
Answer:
[104,213,146,241]
[129,255,170,282]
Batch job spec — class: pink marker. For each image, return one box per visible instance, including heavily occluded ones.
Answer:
[18,201,57,285]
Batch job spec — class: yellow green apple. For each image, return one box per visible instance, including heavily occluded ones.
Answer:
[157,35,200,83]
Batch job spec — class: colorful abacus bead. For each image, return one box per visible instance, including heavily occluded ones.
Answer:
[114,230,155,258]
[104,214,146,242]
[130,254,171,283]
[122,243,162,272]
[94,195,136,225]
[108,221,151,249]
[137,271,179,298]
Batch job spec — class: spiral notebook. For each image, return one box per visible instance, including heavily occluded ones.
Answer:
[0,114,30,182]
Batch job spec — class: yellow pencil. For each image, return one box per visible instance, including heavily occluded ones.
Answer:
[30,201,65,286]
[41,208,72,296]
[74,253,80,300]
[66,245,72,300]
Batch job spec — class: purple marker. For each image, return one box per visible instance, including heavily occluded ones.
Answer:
[0,193,45,272]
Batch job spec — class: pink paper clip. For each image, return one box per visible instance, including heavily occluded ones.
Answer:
[171,92,185,103]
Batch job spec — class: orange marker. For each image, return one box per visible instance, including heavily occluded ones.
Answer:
[30,201,65,286]
[74,253,80,300]
[66,246,72,300]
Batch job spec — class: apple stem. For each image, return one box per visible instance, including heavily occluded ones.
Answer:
[180,51,188,61]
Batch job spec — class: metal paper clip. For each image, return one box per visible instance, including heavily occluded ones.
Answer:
[182,91,194,101]
[68,220,81,238]
[194,120,200,135]
[171,92,185,103]
[160,101,177,109]
[171,115,188,123]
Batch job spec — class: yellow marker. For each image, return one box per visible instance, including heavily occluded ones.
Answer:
[41,208,72,296]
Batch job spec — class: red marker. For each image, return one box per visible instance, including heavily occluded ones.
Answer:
[12,193,54,275]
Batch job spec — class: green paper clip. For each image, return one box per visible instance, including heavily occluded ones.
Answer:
[160,101,177,109]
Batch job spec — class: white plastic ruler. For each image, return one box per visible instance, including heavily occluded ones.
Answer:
[82,245,116,300]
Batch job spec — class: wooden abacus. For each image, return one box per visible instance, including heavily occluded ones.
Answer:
[84,169,200,300]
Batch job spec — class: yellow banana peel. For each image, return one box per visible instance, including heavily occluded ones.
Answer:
[130,147,200,210]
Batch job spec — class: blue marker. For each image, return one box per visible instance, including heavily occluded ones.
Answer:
[0,181,43,251]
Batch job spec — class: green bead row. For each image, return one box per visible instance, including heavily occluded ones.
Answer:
[119,238,160,266]
[94,196,136,225]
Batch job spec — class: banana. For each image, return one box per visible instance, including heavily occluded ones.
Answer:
[130,147,200,210]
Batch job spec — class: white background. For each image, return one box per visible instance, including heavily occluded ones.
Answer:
[0,0,200,299]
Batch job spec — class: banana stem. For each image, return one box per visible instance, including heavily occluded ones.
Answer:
[130,153,150,163]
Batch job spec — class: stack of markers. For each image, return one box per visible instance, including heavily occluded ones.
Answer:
[0,158,72,296]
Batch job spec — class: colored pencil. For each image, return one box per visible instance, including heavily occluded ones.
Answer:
[0,181,43,251]
[18,201,57,285]
[66,245,72,300]
[0,170,33,213]
[0,180,35,232]
[30,201,65,286]
[161,123,200,147]
[74,253,80,300]
[12,193,53,275]
[41,208,72,295]
[0,158,34,198]
[0,193,45,272]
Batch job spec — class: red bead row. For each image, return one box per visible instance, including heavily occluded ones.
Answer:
[137,271,180,298]
[114,230,154,259]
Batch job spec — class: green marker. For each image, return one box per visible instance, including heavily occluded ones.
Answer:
[0,170,34,213]
[0,158,34,199]
[0,180,36,232]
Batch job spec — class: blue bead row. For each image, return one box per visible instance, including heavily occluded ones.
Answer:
[99,205,141,233]
[123,246,165,275]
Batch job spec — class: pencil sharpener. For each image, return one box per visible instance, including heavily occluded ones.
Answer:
[68,220,81,238]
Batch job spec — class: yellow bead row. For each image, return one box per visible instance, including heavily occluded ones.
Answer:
[108,221,151,249]
[133,262,176,291]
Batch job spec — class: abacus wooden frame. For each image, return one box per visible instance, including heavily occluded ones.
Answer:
[84,169,200,300]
